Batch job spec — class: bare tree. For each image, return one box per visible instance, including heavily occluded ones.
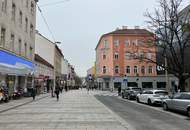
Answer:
[144,0,190,91]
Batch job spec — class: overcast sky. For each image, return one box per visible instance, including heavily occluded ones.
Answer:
[36,0,190,77]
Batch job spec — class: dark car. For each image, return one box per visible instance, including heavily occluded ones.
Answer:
[162,92,190,117]
[122,87,142,100]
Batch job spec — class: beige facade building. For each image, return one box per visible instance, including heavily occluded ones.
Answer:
[0,0,38,96]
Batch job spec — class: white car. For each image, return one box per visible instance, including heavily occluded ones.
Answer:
[136,90,168,105]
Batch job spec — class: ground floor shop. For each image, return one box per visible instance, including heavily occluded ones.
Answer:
[96,75,178,92]
[0,50,35,99]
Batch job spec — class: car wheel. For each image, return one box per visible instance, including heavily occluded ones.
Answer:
[187,108,190,117]
[122,93,124,99]
[127,95,131,100]
[148,99,152,105]
[163,103,168,111]
[137,97,140,103]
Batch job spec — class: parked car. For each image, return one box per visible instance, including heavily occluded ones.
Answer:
[162,92,190,117]
[121,87,142,100]
[136,90,168,105]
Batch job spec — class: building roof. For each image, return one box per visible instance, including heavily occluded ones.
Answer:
[108,29,154,35]
[95,28,155,50]
[35,54,54,69]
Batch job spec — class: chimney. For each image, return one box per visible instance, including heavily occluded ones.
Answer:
[134,26,140,29]
[122,26,128,29]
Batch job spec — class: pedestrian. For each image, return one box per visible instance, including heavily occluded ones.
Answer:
[60,86,63,93]
[118,86,121,96]
[31,88,36,100]
[65,84,68,92]
[55,82,60,101]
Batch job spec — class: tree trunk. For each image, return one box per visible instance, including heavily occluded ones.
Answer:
[178,77,186,92]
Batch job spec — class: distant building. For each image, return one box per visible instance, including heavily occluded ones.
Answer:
[35,32,64,91]
[87,66,95,77]
[0,0,38,96]
[34,54,54,94]
[95,26,177,90]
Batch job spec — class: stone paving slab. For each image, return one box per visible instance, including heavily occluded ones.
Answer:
[0,93,49,113]
[0,90,134,130]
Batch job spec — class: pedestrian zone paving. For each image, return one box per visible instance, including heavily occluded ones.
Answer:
[0,90,133,130]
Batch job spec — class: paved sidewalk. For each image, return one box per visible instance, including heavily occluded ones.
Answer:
[0,93,49,113]
[0,90,134,130]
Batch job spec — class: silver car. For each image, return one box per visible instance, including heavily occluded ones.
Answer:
[162,92,190,117]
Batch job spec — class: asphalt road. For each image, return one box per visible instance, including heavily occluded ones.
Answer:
[96,96,190,130]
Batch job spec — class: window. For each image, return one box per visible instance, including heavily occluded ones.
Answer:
[29,46,33,59]
[11,3,16,21]
[18,39,22,55]
[30,24,34,36]
[26,0,29,8]
[114,40,119,47]
[134,66,138,74]
[126,66,130,74]
[103,66,106,74]
[132,40,137,46]
[142,82,153,89]
[180,94,190,100]
[1,0,7,13]
[137,39,144,45]
[114,53,119,59]
[103,54,106,59]
[10,34,15,51]
[141,66,145,75]
[125,40,130,46]
[24,43,27,57]
[139,52,145,59]
[147,53,152,59]
[125,52,131,60]
[19,11,23,26]
[31,2,34,15]
[148,66,153,74]
[102,51,106,59]
[0,28,6,47]
[104,40,109,48]
[173,93,181,99]
[25,18,28,32]
[115,65,119,74]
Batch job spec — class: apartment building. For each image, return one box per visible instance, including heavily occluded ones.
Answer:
[96,26,177,90]
[0,0,38,96]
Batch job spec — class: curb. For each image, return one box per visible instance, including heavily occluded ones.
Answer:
[0,94,49,114]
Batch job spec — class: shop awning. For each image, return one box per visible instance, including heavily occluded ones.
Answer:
[0,50,35,75]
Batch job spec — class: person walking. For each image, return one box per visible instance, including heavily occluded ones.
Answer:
[31,88,36,100]
[55,82,60,101]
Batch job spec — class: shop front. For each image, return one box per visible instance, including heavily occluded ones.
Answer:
[0,50,35,98]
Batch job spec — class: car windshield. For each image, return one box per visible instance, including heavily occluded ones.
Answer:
[155,91,168,95]
[131,88,141,91]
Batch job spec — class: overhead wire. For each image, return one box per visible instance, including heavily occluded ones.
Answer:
[40,0,70,7]
[37,4,56,42]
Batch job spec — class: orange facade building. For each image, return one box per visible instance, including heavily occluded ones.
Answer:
[95,27,171,90]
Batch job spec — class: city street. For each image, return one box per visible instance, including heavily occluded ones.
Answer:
[0,90,133,130]
[96,93,190,130]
